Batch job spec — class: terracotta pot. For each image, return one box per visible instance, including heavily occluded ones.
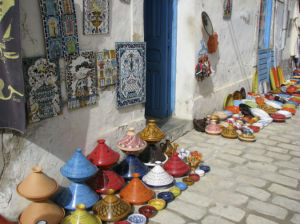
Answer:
[18,200,65,224]
[117,128,147,153]
[0,215,16,224]
[120,173,154,205]
[61,204,102,224]
[17,166,58,201]
[162,152,190,177]
[139,120,165,142]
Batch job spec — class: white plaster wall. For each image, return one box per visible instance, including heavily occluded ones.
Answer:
[175,0,260,119]
[0,0,145,220]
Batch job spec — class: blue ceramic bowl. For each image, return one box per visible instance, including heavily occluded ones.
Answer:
[175,182,187,191]
[127,214,147,224]
[199,165,210,173]
[233,100,243,106]
[157,191,175,203]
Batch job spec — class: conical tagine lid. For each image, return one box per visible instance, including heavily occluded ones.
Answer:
[87,139,120,167]
[93,189,131,222]
[142,162,174,187]
[117,128,147,152]
[221,123,238,139]
[17,166,58,201]
[163,152,190,177]
[139,120,166,142]
[120,173,154,205]
[60,148,98,181]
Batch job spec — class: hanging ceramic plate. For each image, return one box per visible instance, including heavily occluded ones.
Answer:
[252,71,258,94]
[277,66,285,85]
[223,94,233,109]
[269,68,276,90]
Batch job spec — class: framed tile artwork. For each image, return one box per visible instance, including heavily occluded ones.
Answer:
[65,52,97,109]
[115,42,146,109]
[83,0,109,35]
[23,57,63,123]
[96,49,118,87]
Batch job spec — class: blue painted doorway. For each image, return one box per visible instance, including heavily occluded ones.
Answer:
[144,0,177,118]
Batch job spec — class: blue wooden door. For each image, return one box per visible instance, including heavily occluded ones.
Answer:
[144,0,176,118]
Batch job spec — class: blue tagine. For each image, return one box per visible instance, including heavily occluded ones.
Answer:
[56,148,99,210]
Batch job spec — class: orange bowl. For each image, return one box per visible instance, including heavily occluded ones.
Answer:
[255,97,265,105]
[225,106,240,114]
[282,107,296,115]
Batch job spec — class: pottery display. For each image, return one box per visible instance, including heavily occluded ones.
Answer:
[61,203,102,224]
[187,151,202,172]
[127,214,147,224]
[271,113,286,122]
[163,152,190,177]
[117,128,147,153]
[257,104,277,115]
[238,129,256,142]
[199,165,210,173]
[93,189,131,222]
[157,192,174,203]
[116,155,149,179]
[221,123,238,139]
[189,173,200,182]
[276,110,292,118]
[120,173,154,205]
[142,162,174,188]
[138,205,157,219]
[205,119,222,135]
[213,111,228,120]
[182,177,194,186]
[17,166,58,201]
[175,182,187,191]
[139,120,165,143]
[148,199,166,211]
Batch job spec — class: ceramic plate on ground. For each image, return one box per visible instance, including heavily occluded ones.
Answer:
[265,100,282,109]
[252,122,264,129]
[233,100,243,106]
[250,108,270,119]
[277,110,292,118]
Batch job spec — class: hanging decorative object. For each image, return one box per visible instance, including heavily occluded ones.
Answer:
[207,32,219,54]
[223,0,232,20]
[195,40,211,81]
[202,12,218,54]
[96,50,118,87]
[65,51,97,109]
[83,0,109,35]
[23,57,63,123]
[115,42,146,109]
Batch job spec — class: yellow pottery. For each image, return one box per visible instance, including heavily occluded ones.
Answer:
[139,120,165,142]
[283,104,296,109]
[61,204,102,224]
[169,187,181,197]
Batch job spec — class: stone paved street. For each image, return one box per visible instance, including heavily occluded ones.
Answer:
[146,111,300,224]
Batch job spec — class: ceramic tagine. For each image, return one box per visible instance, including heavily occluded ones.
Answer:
[205,119,222,135]
[142,162,174,188]
[162,152,190,177]
[56,148,99,210]
[115,128,149,179]
[87,139,124,194]
[17,166,65,224]
[138,120,167,166]
[238,129,256,142]
[221,123,238,139]
[61,203,102,224]
[120,173,154,205]
[93,189,131,222]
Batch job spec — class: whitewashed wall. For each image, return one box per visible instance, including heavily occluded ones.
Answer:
[175,0,260,119]
[0,0,145,220]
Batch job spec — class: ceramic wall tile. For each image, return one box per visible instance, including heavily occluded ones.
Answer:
[83,0,110,35]
[115,42,146,109]
[96,50,118,87]
[23,57,63,123]
[65,52,97,109]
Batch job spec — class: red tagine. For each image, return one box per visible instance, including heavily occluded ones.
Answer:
[163,152,190,177]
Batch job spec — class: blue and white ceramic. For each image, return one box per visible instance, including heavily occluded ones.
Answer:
[142,163,174,188]
[265,100,283,109]
[277,110,292,118]
[60,148,98,182]
[56,182,99,210]
[157,191,175,203]
[199,165,210,173]
[127,214,147,224]
[175,182,187,191]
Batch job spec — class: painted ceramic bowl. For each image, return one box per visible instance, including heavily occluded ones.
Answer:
[213,111,228,120]
[199,165,210,173]
[271,113,286,122]
[195,169,205,176]
[282,107,296,115]
[189,173,200,182]
[286,101,299,107]
[157,192,175,203]
[243,100,258,108]
[148,199,166,211]
[138,205,157,219]
[283,103,296,109]
[265,100,283,109]
[169,187,181,197]
[182,177,194,186]
[127,214,147,224]
[250,108,270,119]
[223,110,233,117]
[175,182,187,191]
[225,106,240,114]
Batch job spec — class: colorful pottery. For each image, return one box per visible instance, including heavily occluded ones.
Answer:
[175,182,187,191]
[116,155,149,179]
[18,200,65,224]
[120,173,154,205]
[148,199,166,211]
[93,189,131,222]
[286,101,299,107]
[195,168,205,176]
[257,104,277,115]
[142,162,174,188]
[199,165,210,173]
[265,100,282,109]
[282,107,296,115]
[60,148,98,182]
[287,85,297,94]
[248,125,260,133]
[139,120,165,142]
[255,97,265,105]
[169,187,181,197]
[213,111,228,121]
[157,192,174,203]
[182,177,194,186]
[189,173,200,182]
[127,214,147,224]
[221,123,238,139]
[61,203,101,224]
[163,152,190,177]
[225,105,240,114]
[271,113,286,122]
[250,108,270,120]
[115,221,130,224]
[117,128,147,153]
[138,205,157,219]
[282,103,296,109]
[205,119,222,135]
[17,166,58,201]
[238,129,256,142]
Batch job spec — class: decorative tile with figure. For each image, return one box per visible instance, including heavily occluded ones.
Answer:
[115,42,146,109]
[65,52,97,109]
[83,0,109,35]
[23,57,63,123]
[96,50,118,87]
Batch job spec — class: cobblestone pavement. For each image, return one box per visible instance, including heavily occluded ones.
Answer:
[145,111,300,224]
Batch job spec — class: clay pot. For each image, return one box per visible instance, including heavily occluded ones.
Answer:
[233,91,242,100]
[212,111,228,121]
[257,104,277,115]
[87,139,120,167]
[169,187,181,197]
[120,173,154,205]
[139,120,165,142]
[0,215,16,224]
[157,192,174,203]
[163,152,190,177]
[17,166,58,201]
[205,119,222,135]
[18,200,65,224]
[93,189,131,222]
[61,203,102,224]
[255,97,265,105]
[193,118,207,132]
[117,128,147,153]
